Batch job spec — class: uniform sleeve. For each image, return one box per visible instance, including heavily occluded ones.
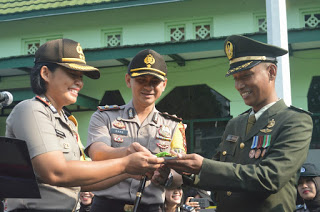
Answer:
[5,101,62,159]
[197,112,313,193]
[86,111,112,149]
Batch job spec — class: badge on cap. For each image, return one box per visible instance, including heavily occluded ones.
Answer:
[76,43,85,61]
[301,167,306,173]
[144,54,155,68]
[225,41,234,60]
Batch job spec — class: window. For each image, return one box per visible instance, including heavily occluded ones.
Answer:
[102,29,122,47]
[254,13,267,32]
[301,9,320,28]
[22,35,62,55]
[168,24,185,42]
[194,21,212,39]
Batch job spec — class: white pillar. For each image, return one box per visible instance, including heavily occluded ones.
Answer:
[266,0,292,106]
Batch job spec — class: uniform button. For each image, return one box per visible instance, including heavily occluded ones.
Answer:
[222,151,227,156]
[116,143,120,147]
[63,143,70,149]
[227,191,232,196]
[240,143,245,149]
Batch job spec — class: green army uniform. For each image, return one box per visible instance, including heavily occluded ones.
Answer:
[185,35,313,212]
[5,96,82,211]
[198,99,312,211]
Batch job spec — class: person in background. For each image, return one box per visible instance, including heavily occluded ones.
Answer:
[77,192,94,212]
[296,163,320,212]
[165,35,313,212]
[184,188,213,211]
[86,49,186,212]
[164,171,184,212]
[5,39,164,211]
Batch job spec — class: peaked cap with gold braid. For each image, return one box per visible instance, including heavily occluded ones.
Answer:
[128,49,167,81]
[224,35,288,77]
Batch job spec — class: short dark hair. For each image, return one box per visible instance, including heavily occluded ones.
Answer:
[30,63,59,95]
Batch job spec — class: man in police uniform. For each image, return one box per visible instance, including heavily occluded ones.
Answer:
[86,49,185,212]
[165,35,313,212]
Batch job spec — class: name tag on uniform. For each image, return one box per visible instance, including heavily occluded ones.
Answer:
[226,135,239,142]
[55,129,66,138]
[110,128,128,136]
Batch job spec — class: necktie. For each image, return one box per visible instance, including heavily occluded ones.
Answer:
[246,114,256,135]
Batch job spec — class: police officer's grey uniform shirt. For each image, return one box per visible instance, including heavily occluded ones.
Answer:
[86,100,179,204]
[5,97,81,210]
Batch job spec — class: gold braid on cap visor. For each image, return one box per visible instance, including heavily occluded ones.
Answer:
[62,58,87,64]
[130,67,166,77]
[230,56,276,64]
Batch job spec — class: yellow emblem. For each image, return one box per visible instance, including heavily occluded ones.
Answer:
[225,41,233,60]
[260,128,272,133]
[144,54,155,68]
[267,119,275,128]
[76,43,85,61]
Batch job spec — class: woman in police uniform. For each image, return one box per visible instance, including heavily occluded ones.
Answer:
[5,39,164,211]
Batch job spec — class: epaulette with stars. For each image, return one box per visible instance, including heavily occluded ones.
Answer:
[159,112,183,122]
[289,105,312,116]
[98,105,121,112]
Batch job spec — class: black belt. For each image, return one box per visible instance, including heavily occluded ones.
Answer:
[91,196,163,212]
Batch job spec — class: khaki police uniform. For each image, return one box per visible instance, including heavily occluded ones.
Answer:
[86,100,182,208]
[5,97,81,211]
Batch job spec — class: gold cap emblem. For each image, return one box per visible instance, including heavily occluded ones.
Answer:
[144,54,155,68]
[225,41,234,60]
[76,43,85,61]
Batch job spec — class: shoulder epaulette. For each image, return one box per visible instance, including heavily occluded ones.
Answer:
[98,104,121,112]
[239,108,252,116]
[159,112,183,122]
[35,96,57,113]
[289,105,312,115]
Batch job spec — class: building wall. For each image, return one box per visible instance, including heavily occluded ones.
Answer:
[1,0,320,147]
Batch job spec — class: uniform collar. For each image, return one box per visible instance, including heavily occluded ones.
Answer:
[121,99,159,126]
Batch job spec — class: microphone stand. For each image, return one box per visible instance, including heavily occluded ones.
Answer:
[132,175,147,212]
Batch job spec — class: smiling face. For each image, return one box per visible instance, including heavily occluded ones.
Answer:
[41,65,84,111]
[80,192,94,205]
[125,74,167,109]
[165,187,183,206]
[232,63,278,112]
[298,177,317,200]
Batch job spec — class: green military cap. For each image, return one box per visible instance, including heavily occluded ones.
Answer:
[128,49,167,81]
[224,35,288,77]
[300,163,320,177]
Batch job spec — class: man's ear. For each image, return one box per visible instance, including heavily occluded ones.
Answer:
[125,73,131,88]
[40,66,50,83]
[268,64,277,81]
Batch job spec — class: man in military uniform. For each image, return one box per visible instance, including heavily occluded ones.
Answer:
[165,35,313,212]
[86,49,186,212]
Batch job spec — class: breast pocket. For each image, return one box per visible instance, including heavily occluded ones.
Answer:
[220,141,237,162]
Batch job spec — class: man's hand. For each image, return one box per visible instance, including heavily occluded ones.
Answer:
[124,152,164,175]
[165,153,204,175]
[126,142,150,155]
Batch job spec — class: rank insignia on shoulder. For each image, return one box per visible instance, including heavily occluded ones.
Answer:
[98,105,120,111]
[289,105,312,115]
[36,96,57,113]
[159,112,183,122]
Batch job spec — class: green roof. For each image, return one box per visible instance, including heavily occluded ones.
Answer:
[0,0,117,15]
[0,0,184,21]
